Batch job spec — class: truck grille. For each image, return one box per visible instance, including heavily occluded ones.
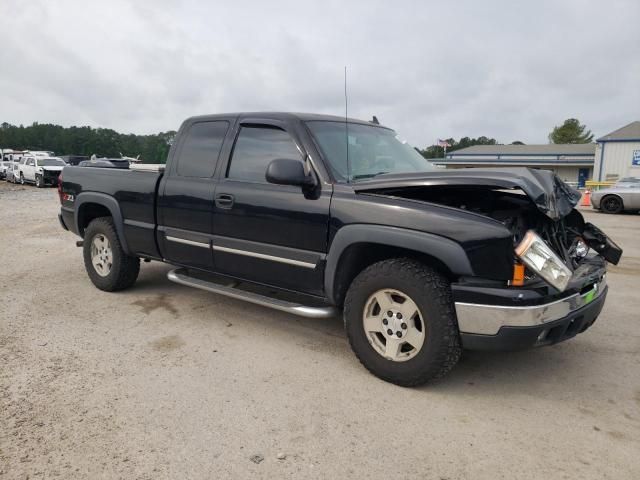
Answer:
[44,171,61,182]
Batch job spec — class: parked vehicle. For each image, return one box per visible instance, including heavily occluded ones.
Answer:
[60,155,90,165]
[57,113,622,386]
[5,167,15,182]
[78,158,130,169]
[0,158,9,179]
[1,151,23,180]
[1,148,15,165]
[27,150,55,157]
[11,157,27,183]
[590,177,640,213]
[19,156,65,187]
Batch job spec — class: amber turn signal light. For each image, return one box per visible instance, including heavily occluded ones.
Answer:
[511,263,525,286]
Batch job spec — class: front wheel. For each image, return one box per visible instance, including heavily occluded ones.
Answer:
[35,174,43,188]
[83,217,140,291]
[20,173,24,185]
[344,258,461,387]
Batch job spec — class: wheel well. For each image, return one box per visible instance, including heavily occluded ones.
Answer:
[602,194,623,207]
[77,203,112,235]
[331,243,455,307]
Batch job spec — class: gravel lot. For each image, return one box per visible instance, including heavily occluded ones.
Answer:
[1,180,639,479]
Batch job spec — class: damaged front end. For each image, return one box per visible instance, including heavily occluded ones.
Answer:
[354,167,624,350]
[353,168,622,292]
[354,167,623,350]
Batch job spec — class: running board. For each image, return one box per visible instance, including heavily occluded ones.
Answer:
[167,269,337,319]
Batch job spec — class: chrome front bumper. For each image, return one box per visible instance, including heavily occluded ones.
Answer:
[455,275,607,335]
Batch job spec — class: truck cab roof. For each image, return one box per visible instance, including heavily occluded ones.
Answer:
[183,112,391,129]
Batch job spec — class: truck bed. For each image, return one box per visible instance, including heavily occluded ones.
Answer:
[60,166,163,257]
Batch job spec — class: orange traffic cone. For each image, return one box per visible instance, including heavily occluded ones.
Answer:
[581,190,591,207]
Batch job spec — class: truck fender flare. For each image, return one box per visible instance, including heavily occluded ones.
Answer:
[75,192,131,255]
[323,224,474,304]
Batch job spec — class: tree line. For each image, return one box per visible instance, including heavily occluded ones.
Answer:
[418,118,593,159]
[0,122,176,163]
[1,118,593,163]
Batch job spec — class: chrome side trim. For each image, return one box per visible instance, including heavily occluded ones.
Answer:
[165,236,210,248]
[455,275,607,335]
[124,219,154,229]
[167,269,336,319]
[212,245,317,269]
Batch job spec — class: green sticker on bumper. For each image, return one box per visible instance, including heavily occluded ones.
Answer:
[583,289,596,304]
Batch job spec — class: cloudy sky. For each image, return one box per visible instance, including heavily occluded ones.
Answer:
[1,0,638,147]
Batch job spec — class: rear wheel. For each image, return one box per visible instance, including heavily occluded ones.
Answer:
[601,195,623,214]
[83,217,140,291]
[344,258,461,387]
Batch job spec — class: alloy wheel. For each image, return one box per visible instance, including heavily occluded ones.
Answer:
[90,234,113,277]
[362,288,426,362]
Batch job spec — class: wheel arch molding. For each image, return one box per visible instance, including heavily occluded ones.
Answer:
[324,225,474,305]
[74,192,131,254]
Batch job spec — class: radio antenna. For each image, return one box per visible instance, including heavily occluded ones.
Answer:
[344,66,350,183]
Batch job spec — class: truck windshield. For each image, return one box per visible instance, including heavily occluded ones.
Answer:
[306,121,436,182]
[37,159,65,166]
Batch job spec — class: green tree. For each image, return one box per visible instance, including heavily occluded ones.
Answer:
[548,118,593,144]
[0,121,176,163]
[511,141,525,145]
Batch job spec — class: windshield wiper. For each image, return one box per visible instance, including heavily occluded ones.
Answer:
[351,171,389,181]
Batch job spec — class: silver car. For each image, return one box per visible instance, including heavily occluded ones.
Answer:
[590,177,640,213]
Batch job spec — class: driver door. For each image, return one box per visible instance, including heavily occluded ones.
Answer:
[211,118,331,296]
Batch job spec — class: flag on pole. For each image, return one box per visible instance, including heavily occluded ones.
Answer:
[437,139,451,158]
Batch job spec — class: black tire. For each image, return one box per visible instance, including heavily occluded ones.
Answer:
[344,258,461,387]
[83,217,140,291]
[35,174,43,188]
[601,195,623,214]
[20,173,24,185]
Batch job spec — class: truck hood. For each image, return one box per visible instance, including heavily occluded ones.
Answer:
[41,166,64,172]
[352,167,582,220]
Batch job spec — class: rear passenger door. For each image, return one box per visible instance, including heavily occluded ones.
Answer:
[157,119,232,270]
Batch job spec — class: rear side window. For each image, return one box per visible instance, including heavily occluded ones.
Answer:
[227,126,302,183]
[176,121,229,177]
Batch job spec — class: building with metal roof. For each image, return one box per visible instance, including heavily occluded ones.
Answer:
[593,121,640,181]
[433,143,595,187]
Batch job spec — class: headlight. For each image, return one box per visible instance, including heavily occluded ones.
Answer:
[515,230,572,291]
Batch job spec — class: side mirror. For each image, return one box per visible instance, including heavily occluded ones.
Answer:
[266,158,316,188]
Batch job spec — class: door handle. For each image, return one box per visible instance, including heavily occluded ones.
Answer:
[215,193,235,209]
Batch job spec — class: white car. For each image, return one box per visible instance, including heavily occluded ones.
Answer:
[19,156,66,187]
[590,177,640,213]
[1,151,23,180]
[0,158,10,179]
[26,150,55,157]
[10,157,26,183]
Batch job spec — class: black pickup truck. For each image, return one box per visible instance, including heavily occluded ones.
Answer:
[58,112,622,386]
